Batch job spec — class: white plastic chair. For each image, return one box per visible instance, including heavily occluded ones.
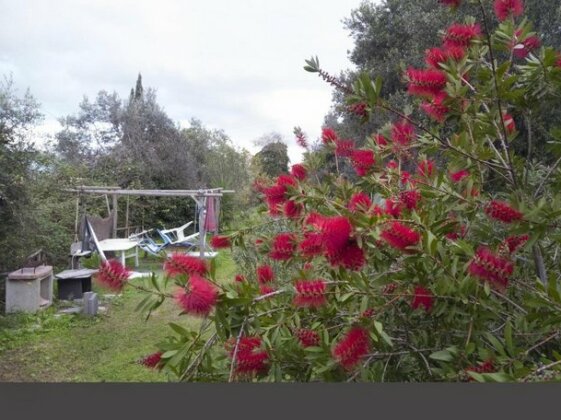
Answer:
[159,221,199,246]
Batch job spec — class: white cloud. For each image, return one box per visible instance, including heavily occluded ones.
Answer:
[0,0,363,164]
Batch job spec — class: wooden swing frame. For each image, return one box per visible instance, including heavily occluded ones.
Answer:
[65,186,234,258]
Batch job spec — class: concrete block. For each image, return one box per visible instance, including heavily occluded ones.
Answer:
[6,266,53,314]
[83,292,99,316]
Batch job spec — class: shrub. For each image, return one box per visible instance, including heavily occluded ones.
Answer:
[120,0,561,382]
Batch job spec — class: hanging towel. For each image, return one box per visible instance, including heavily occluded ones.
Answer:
[203,196,219,233]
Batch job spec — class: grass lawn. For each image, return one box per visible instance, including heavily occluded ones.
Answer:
[0,251,237,382]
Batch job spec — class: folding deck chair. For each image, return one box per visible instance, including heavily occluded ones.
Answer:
[129,229,170,257]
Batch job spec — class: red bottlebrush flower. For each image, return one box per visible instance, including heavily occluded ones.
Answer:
[386,160,399,170]
[299,232,325,258]
[303,262,314,271]
[425,47,448,68]
[294,126,308,149]
[256,265,274,284]
[228,336,269,375]
[361,308,376,318]
[556,52,561,68]
[290,164,307,181]
[263,175,297,215]
[348,192,373,213]
[468,247,514,291]
[348,101,368,118]
[406,67,447,98]
[485,200,523,223]
[95,259,131,291]
[293,279,327,308]
[299,232,324,258]
[174,274,218,317]
[450,169,470,183]
[322,127,338,144]
[373,133,388,147]
[439,0,462,8]
[446,224,467,240]
[411,285,435,312]
[399,190,421,210]
[383,283,398,296]
[421,92,450,123]
[284,200,303,219]
[385,197,403,218]
[210,235,231,249]
[401,171,414,186]
[332,327,371,370]
[269,232,297,261]
[350,149,376,176]
[326,239,366,271]
[513,35,541,59]
[381,221,421,251]
[466,359,495,380]
[234,274,246,283]
[164,253,208,277]
[335,139,354,157]
[417,159,436,178]
[276,174,298,188]
[446,46,467,62]
[391,121,416,146]
[295,328,321,348]
[304,211,325,229]
[425,47,466,68]
[341,241,366,271]
[444,23,481,49]
[504,234,529,254]
[319,215,353,257]
[370,204,386,217]
[263,184,287,215]
[494,0,524,21]
[139,352,163,369]
[259,284,276,296]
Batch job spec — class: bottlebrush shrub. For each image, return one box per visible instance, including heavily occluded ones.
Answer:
[130,1,561,383]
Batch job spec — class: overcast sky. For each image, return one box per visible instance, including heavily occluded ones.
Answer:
[0,0,367,163]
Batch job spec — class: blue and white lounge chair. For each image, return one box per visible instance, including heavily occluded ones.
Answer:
[130,229,169,257]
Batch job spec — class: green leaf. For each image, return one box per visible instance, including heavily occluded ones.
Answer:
[484,281,491,297]
[168,322,190,337]
[429,350,454,362]
[485,333,507,357]
[161,350,178,359]
[209,257,217,280]
[504,320,514,357]
[373,321,393,347]
[467,371,485,382]
[375,76,383,96]
[482,372,513,383]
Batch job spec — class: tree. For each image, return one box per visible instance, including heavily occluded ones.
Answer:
[53,76,253,232]
[54,90,121,170]
[325,0,561,163]
[0,76,43,272]
[180,119,253,226]
[253,133,290,178]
